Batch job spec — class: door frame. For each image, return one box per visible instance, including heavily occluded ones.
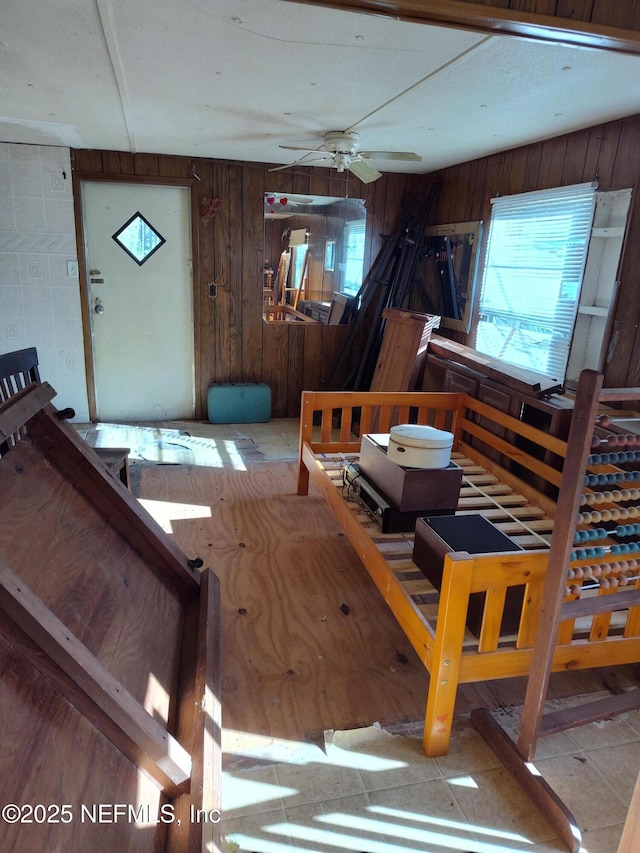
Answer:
[73,172,200,421]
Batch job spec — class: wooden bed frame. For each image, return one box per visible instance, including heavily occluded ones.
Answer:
[0,382,221,853]
[297,386,640,759]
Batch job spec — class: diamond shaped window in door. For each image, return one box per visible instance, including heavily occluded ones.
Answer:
[112,211,166,266]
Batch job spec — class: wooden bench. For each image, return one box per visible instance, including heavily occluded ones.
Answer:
[297,386,640,758]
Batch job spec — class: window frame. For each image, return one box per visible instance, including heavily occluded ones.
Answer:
[111,210,166,267]
[473,182,598,384]
[340,219,366,297]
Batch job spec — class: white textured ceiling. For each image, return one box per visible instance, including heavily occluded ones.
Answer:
[2,0,640,175]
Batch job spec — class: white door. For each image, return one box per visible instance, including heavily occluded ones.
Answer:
[81,181,194,421]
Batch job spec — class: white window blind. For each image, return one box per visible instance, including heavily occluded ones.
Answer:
[475,182,596,382]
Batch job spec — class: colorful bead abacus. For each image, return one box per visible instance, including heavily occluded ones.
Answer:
[569,417,640,597]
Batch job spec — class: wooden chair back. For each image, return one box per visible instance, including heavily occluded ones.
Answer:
[0,347,41,454]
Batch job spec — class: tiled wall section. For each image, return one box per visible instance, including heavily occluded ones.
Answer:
[0,142,89,420]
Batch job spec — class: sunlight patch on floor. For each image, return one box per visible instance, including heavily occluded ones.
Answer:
[228,814,541,853]
[220,722,565,853]
[138,497,212,533]
[447,774,479,788]
[79,423,256,468]
[222,726,408,773]
[222,729,328,767]
[223,776,298,814]
[270,811,529,851]
[367,805,530,843]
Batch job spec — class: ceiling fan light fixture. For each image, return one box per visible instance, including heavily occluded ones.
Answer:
[333,152,351,173]
[323,131,360,155]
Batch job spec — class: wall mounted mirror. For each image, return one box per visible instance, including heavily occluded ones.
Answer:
[414,220,483,333]
[263,193,366,324]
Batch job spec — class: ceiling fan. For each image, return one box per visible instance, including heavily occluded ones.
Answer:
[270,131,421,184]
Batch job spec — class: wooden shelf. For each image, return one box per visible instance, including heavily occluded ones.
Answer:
[578,305,609,316]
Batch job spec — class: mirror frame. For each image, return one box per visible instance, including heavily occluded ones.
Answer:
[423,219,483,333]
[263,193,367,320]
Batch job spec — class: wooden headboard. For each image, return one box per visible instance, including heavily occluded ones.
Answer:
[0,383,222,852]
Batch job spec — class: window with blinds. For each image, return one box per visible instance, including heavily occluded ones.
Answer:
[474,182,597,382]
[341,219,366,296]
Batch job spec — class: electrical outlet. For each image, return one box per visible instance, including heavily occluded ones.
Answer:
[50,172,64,192]
[67,260,78,277]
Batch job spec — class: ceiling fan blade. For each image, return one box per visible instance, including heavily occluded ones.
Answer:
[347,158,382,184]
[268,162,297,173]
[268,154,329,173]
[360,151,422,162]
[279,143,324,153]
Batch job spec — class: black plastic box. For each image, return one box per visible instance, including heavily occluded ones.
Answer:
[413,514,524,637]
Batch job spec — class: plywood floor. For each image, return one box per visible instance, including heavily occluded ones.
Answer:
[135,445,640,746]
[139,458,431,742]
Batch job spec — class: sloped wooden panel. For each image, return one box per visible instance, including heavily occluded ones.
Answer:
[0,386,221,853]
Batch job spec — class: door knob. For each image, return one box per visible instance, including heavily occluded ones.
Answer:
[94,299,104,315]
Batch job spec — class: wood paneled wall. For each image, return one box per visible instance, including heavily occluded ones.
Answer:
[303,0,640,54]
[72,111,640,415]
[421,112,640,388]
[463,0,640,30]
[72,149,430,418]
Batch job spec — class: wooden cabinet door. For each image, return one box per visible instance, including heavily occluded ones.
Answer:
[444,368,478,397]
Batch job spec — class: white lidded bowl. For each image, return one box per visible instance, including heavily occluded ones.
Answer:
[387,424,453,469]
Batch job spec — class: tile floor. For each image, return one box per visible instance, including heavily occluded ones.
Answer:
[221,703,640,853]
